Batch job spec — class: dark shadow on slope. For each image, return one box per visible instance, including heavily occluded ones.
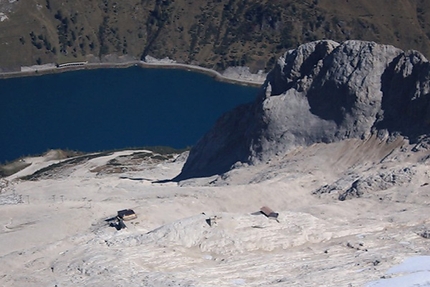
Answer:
[171,100,264,181]
[306,44,358,126]
[376,52,430,142]
[270,40,338,97]
[307,80,353,126]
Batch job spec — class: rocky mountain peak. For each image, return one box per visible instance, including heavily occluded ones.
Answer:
[175,40,430,181]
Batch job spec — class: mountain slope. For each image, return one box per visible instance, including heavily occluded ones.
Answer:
[1,0,430,72]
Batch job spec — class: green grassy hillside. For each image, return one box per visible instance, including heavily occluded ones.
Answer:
[0,0,429,72]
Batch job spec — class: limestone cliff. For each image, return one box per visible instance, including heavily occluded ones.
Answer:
[176,40,430,180]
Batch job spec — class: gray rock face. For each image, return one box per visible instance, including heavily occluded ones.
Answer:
[175,40,430,180]
[313,167,415,201]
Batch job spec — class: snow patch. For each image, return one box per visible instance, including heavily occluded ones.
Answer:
[367,256,430,287]
[0,12,8,21]
[144,55,176,64]
[21,63,56,72]
[222,66,266,84]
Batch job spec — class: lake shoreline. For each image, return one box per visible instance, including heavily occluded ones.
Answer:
[0,64,259,164]
[0,60,266,87]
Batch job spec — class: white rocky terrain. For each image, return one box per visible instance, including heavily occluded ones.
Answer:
[1,40,430,286]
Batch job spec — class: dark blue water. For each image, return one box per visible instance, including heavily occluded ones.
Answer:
[0,66,259,163]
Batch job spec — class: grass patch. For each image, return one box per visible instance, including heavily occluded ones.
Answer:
[20,151,112,181]
[0,161,32,177]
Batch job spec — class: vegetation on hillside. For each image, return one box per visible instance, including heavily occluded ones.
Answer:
[0,0,429,72]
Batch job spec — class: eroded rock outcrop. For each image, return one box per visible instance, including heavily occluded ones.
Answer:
[175,40,430,180]
[313,166,415,201]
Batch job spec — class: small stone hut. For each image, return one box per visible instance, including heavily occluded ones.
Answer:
[117,209,137,221]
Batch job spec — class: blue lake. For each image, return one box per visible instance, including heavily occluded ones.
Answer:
[0,66,260,163]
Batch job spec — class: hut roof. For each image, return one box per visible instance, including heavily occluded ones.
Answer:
[117,209,136,219]
[260,206,279,219]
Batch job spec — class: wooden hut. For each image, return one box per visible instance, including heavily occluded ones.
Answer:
[260,206,279,219]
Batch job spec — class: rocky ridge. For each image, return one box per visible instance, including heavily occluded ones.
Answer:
[177,40,430,180]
